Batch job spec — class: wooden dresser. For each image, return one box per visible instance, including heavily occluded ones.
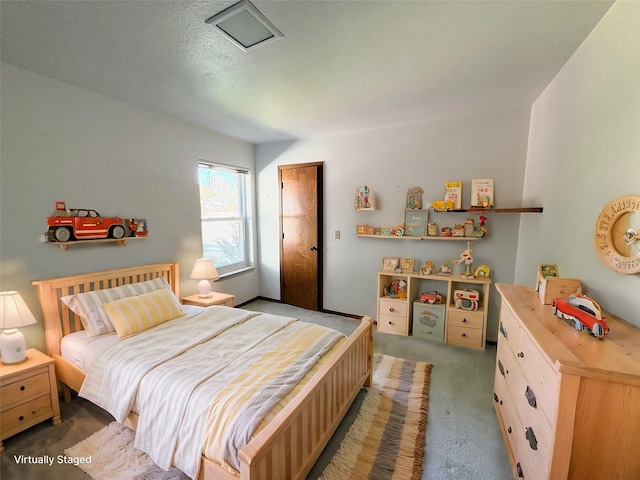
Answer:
[493,284,640,479]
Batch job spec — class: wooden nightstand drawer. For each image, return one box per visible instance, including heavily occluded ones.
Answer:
[447,309,484,330]
[1,394,53,436]
[1,369,50,408]
[447,325,483,348]
[378,299,407,317]
[378,313,409,335]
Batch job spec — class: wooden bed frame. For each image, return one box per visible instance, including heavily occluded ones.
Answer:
[33,262,374,480]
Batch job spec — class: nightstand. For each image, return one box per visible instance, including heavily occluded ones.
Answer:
[1,349,61,453]
[182,292,235,308]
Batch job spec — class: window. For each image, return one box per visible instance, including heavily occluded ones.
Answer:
[198,162,253,276]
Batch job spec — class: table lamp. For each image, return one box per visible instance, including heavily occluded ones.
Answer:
[190,258,219,298]
[0,291,37,364]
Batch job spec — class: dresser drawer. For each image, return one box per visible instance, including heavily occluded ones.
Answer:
[498,302,520,355]
[0,369,50,409]
[378,313,409,335]
[447,325,483,348]
[378,299,407,317]
[517,333,559,427]
[447,309,483,330]
[494,359,522,455]
[0,394,53,437]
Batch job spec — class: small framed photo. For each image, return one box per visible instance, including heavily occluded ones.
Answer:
[400,257,415,273]
[536,264,559,290]
[381,226,392,236]
[382,257,399,272]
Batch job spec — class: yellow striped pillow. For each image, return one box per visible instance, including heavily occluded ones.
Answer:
[103,288,185,338]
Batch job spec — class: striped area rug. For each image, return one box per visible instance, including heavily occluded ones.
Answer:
[319,354,433,480]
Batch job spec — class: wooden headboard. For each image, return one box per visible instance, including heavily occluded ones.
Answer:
[32,262,180,358]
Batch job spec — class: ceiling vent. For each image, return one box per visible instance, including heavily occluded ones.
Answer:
[205,0,283,51]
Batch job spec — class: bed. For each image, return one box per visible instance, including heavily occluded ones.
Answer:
[33,262,374,480]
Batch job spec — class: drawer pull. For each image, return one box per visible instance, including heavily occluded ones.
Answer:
[525,426,538,450]
[498,360,505,376]
[461,318,467,323]
[20,385,26,391]
[461,333,466,337]
[499,322,508,338]
[517,352,524,358]
[19,415,25,421]
[516,462,524,478]
[389,307,395,312]
[508,426,512,434]
[494,392,503,405]
[525,386,537,408]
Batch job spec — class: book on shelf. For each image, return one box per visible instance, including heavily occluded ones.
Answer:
[444,181,462,210]
[471,178,494,207]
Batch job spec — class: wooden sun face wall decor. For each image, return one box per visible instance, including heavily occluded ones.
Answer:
[594,195,640,274]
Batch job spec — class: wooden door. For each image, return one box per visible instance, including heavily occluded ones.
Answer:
[279,163,323,311]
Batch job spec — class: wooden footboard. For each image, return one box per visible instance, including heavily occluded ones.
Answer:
[33,263,374,480]
[235,316,373,480]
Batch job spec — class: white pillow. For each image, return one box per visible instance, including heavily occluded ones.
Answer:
[61,277,173,336]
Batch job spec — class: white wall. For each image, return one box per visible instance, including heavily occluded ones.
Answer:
[257,107,532,341]
[0,64,260,353]
[515,1,640,326]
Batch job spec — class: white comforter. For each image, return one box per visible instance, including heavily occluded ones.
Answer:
[79,306,344,478]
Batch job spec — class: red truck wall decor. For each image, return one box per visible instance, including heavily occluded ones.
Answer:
[46,202,145,242]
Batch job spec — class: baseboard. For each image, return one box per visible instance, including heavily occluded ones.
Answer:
[237,296,363,321]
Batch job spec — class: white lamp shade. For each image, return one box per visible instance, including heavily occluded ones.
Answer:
[0,291,37,329]
[190,259,219,298]
[0,291,37,364]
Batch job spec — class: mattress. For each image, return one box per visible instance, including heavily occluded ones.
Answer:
[60,304,203,371]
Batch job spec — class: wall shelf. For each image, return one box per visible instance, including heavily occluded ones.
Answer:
[437,207,543,213]
[46,237,147,250]
[356,234,480,241]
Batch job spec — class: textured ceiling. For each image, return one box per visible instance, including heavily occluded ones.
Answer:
[0,1,614,144]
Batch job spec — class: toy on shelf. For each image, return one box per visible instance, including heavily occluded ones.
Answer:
[456,241,474,278]
[431,200,454,212]
[436,261,452,276]
[420,260,434,276]
[45,201,137,243]
[454,289,481,311]
[474,264,491,279]
[384,278,407,298]
[420,291,446,304]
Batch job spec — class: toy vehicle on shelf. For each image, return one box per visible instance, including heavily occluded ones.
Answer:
[431,200,455,212]
[47,201,129,242]
[552,294,609,339]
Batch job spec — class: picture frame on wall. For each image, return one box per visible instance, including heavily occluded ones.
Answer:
[382,257,399,272]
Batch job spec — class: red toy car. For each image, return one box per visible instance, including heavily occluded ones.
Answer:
[47,201,128,242]
[552,294,609,339]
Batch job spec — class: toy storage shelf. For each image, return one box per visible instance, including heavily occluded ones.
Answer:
[377,271,491,350]
[47,237,147,250]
